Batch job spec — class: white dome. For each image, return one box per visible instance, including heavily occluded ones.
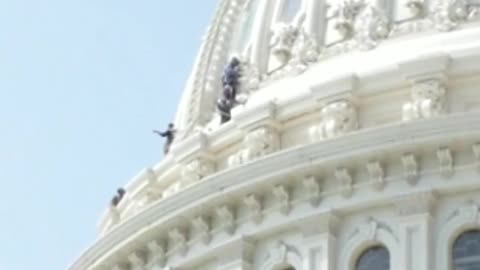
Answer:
[71,1,480,270]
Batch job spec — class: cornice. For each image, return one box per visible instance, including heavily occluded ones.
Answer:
[309,73,358,107]
[170,132,211,163]
[71,112,480,270]
[399,52,451,82]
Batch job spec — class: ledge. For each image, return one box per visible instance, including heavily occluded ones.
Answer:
[73,112,480,270]
[95,36,480,235]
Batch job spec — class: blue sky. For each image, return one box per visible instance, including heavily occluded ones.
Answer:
[0,1,218,269]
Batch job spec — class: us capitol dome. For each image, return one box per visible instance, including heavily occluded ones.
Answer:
[70,1,480,270]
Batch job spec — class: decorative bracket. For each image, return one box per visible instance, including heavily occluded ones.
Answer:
[335,167,353,198]
[168,228,188,256]
[128,250,147,270]
[402,153,419,185]
[303,176,321,206]
[358,218,379,241]
[216,205,236,235]
[437,147,454,178]
[146,239,166,268]
[192,216,211,245]
[367,161,385,191]
[243,194,263,224]
[273,185,291,215]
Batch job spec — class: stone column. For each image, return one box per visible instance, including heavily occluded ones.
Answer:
[250,0,276,74]
[394,191,436,270]
[272,0,287,23]
[304,0,327,46]
[299,213,339,270]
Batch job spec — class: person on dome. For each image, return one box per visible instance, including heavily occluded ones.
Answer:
[110,188,126,207]
[217,96,233,124]
[153,123,176,154]
[222,57,241,100]
[223,84,235,102]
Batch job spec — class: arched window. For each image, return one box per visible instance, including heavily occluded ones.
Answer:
[453,230,480,270]
[355,246,389,270]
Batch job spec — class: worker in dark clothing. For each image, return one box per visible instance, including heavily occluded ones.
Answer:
[110,188,126,207]
[222,57,241,100]
[217,96,234,124]
[153,123,176,154]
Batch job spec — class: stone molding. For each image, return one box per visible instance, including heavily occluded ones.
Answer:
[72,113,480,270]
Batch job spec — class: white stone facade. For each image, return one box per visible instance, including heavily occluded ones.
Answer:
[70,1,480,270]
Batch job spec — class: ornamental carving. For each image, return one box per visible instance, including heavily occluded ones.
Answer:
[355,218,398,242]
[332,0,367,39]
[162,182,182,198]
[447,203,480,224]
[335,167,354,198]
[402,79,447,121]
[303,176,321,206]
[262,241,302,270]
[401,153,419,185]
[168,228,187,255]
[367,161,385,191]
[147,239,166,268]
[128,251,147,270]
[244,194,263,223]
[216,205,236,235]
[278,30,320,76]
[309,100,358,141]
[228,127,280,167]
[268,241,288,263]
[192,216,211,244]
[181,158,214,186]
[273,185,291,215]
[355,6,391,50]
[270,23,300,65]
[433,0,479,31]
[292,30,319,65]
[266,29,320,81]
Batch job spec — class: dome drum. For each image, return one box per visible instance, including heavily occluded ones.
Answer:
[71,1,480,270]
